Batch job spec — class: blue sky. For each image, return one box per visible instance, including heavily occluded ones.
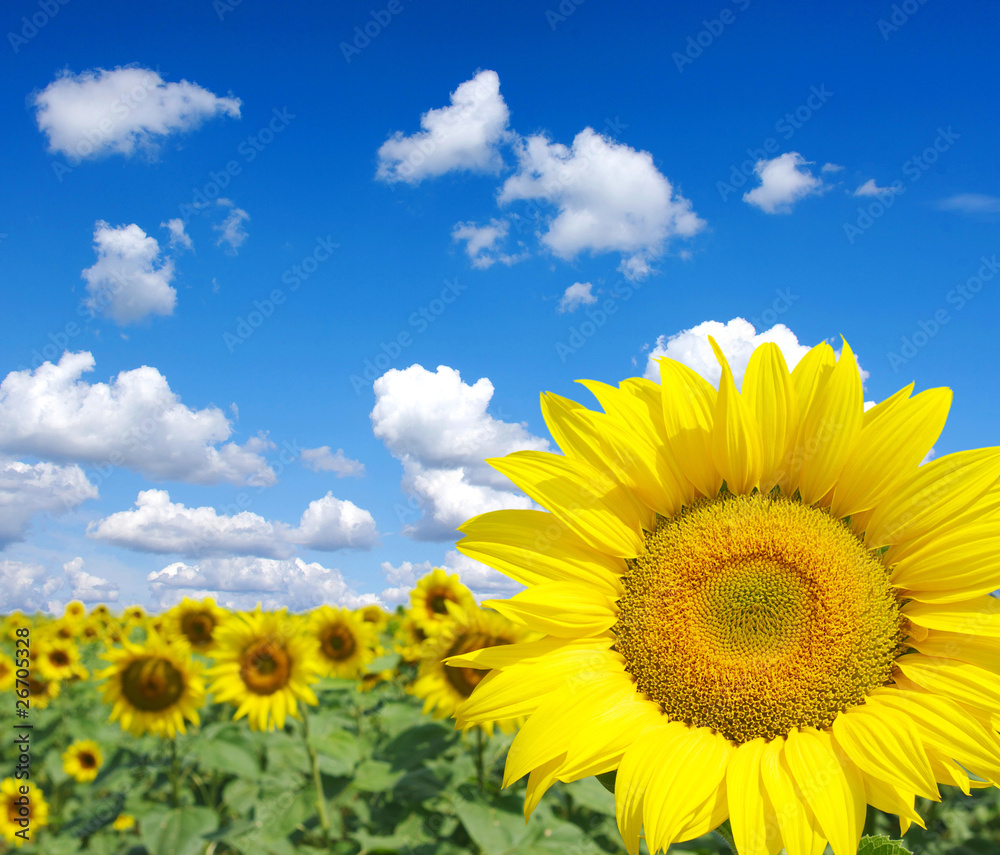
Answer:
[2,0,998,612]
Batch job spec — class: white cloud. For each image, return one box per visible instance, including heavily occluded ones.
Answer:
[88,488,377,558]
[88,489,293,558]
[821,163,844,173]
[557,281,597,313]
[499,127,704,277]
[34,66,241,161]
[147,556,379,612]
[0,352,274,486]
[288,493,378,551]
[743,152,825,214]
[0,560,61,612]
[854,179,895,197]
[0,458,98,548]
[936,193,1000,214]
[371,364,549,540]
[161,218,193,251]
[379,549,524,605]
[376,69,510,184]
[62,556,119,603]
[214,199,249,255]
[451,218,528,269]
[643,318,813,388]
[301,446,365,477]
[82,221,177,324]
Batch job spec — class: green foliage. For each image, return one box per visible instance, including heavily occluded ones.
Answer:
[857,835,913,855]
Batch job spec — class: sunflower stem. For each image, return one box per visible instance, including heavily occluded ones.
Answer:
[475,727,485,793]
[170,734,181,809]
[300,706,332,847]
[713,818,736,853]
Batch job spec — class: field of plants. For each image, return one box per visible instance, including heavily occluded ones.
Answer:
[3,572,1000,855]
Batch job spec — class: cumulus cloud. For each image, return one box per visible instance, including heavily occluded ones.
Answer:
[499,127,704,277]
[147,556,379,612]
[376,69,510,184]
[82,221,177,324]
[33,66,241,161]
[62,556,119,603]
[300,446,365,477]
[557,282,597,313]
[854,179,895,197]
[643,318,813,388]
[821,163,844,173]
[88,488,377,558]
[451,218,528,269]
[214,199,249,254]
[371,364,549,540]
[0,352,274,486]
[161,218,193,251]
[743,152,825,214]
[936,193,1000,214]
[0,560,61,612]
[0,458,97,548]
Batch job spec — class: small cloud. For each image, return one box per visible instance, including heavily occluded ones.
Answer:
[451,218,528,269]
[853,179,895,197]
[301,446,365,477]
[557,282,598,313]
[743,152,825,214]
[214,199,249,255]
[821,163,844,173]
[936,193,1000,214]
[161,218,193,251]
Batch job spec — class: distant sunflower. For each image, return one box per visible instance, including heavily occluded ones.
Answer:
[452,337,1000,855]
[0,653,14,692]
[0,778,49,847]
[35,637,82,682]
[122,605,146,625]
[26,675,59,710]
[309,606,377,679]
[409,568,476,636]
[62,600,87,621]
[89,604,111,620]
[49,618,77,641]
[357,668,395,693]
[98,631,204,738]
[393,613,430,663]
[415,605,531,734]
[165,597,227,652]
[62,740,103,783]
[356,603,391,632]
[79,618,103,644]
[3,613,31,641]
[112,813,136,831]
[207,608,319,732]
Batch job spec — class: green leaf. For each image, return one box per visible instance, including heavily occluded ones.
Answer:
[453,788,535,855]
[311,727,365,776]
[595,771,617,794]
[380,721,455,771]
[565,776,616,816]
[857,835,913,855]
[141,806,218,855]
[351,758,406,792]
[194,733,261,779]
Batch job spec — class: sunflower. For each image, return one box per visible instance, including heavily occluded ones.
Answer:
[35,636,83,682]
[98,631,204,738]
[356,603,391,632]
[0,653,14,693]
[26,675,59,709]
[415,604,532,734]
[49,617,78,641]
[164,597,227,652]
[62,740,103,783]
[207,608,319,732]
[79,618,103,644]
[357,668,395,693]
[62,600,87,622]
[409,568,477,636]
[450,336,1000,855]
[112,813,136,831]
[89,603,111,620]
[309,606,378,679]
[394,612,431,663]
[0,778,49,847]
[2,613,31,641]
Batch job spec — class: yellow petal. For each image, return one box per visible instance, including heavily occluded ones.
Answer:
[524,754,564,819]
[657,357,722,498]
[445,635,612,670]
[558,695,664,780]
[759,737,827,855]
[831,386,951,517]
[910,630,1000,675]
[864,447,1000,547]
[831,706,938,799]
[862,773,925,831]
[794,339,864,505]
[742,342,798,494]
[487,451,646,557]
[890,529,1000,603]
[727,738,783,855]
[904,596,1000,637]
[895,653,1000,712]
[484,581,617,637]
[709,336,763,494]
[783,728,865,855]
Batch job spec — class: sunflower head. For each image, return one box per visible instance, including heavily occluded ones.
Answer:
[165,597,227,651]
[35,636,82,682]
[89,604,111,619]
[98,631,204,738]
[0,654,15,693]
[393,613,430,663]
[308,606,378,679]
[207,608,319,732]
[26,675,60,709]
[356,603,390,632]
[62,600,87,621]
[112,813,136,831]
[409,568,476,636]
[62,740,104,783]
[0,778,49,846]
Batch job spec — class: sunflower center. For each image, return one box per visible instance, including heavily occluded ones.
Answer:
[79,752,97,769]
[49,650,70,667]
[320,625,357,661]
[181,613,215,646]
[429,592,454,615]
[240,640,291,695]
[121,657,185,712]
[444,632,509,697]
[614,493,907,743]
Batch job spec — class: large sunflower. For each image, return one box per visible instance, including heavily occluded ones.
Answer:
[0,778,49,847]
[308,605,378,679]
[450,337,1000,855]
[207,608,319,732]
[409,568,477,636]
[413,604,532,734]
[98,631,204,738]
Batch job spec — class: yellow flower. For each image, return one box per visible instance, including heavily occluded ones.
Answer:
[62,600,87,621]
[0,653,14,693]
[164,597,227,652]
[62,740,103,782]
[0,778,49,847]
[409,568,476,636]
[2,613,31,642]
[413,605,531,734]
[35,636,82,682]
[112,813,136,831]
[357,668,395,693]
[98,631,204,738]
[356,603,391,632]
[89,603,111,620]
[26,675,60,710]
[393,613,430,663]
[207,608,319,732]
[308,606,378,679]
[452,337,1000,855]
